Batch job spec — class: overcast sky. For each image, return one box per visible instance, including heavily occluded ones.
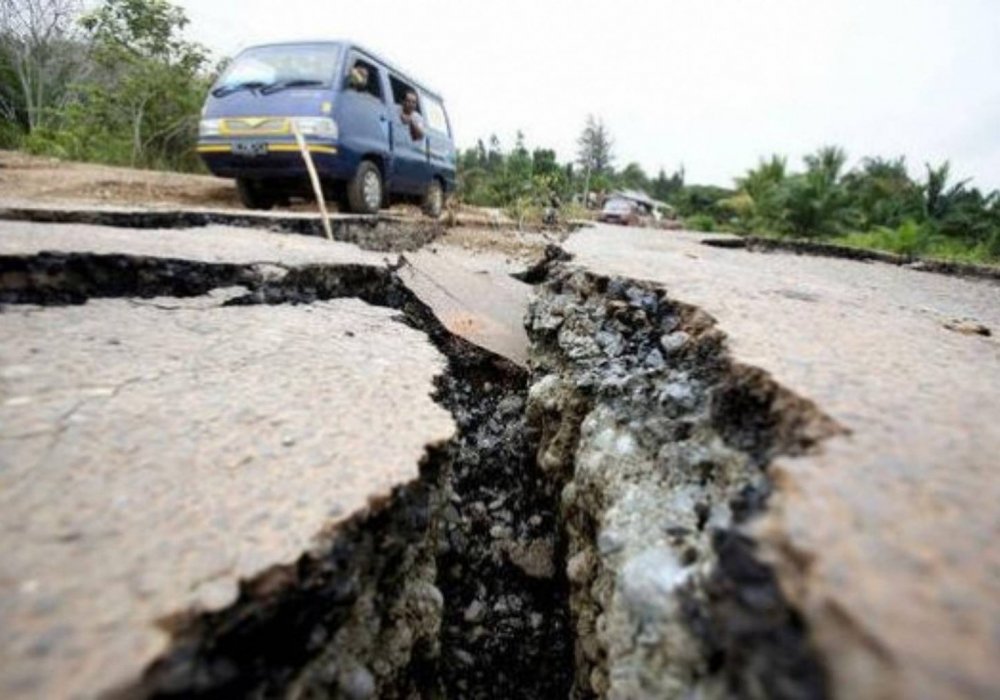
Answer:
[174,0,1000,190]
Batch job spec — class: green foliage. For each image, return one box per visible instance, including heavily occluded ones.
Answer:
[731,155,786,231]
[619,162,649,191]
[725,147,999,262]
[842,156,922,229]
[0,119,24,149]
[670,184,734,219]
[576,114,614,175]
[650,167,684,202]
[779,147,857,237]
[841,220,936,257]
[685,214,716,232]
[1,0,209,171]
[67,0,209,170]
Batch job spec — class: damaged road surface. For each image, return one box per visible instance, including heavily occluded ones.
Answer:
[1,215,999,699]
[550,225,1000,699]
[0,218,566,699]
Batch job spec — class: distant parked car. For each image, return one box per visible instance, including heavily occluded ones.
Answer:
[598,197,642,226]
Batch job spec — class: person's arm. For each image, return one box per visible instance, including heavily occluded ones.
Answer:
[407,112,424,141]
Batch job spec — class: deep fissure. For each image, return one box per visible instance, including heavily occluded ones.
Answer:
[1,248,841,698]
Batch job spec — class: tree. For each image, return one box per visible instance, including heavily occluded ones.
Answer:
[922,162,969,222]
[67,0,208,167]
[0,0,86,132]
[734,155,787,231]
[843,156,922,229]
[576,114,614,202]
[781,146,857,237]
[618,162,649,192]
[650,166,684,202]
[531,148,559,177]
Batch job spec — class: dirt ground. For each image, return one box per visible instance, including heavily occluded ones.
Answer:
[0,150,242,208]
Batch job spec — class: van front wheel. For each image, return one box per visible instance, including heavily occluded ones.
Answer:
[236,178,274,211]
[347,161,383,215]
[423,179,444,219]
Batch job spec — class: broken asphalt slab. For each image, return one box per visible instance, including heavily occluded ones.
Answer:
[0,218,538,697]
[561,224,1000,699]
[0,296,455,698]
[400,247,532,367]
[0,201,443,252]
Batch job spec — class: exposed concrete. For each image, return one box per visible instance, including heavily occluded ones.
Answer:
[560,225,1000,699]
[0,296,455,699]
[526,269,839,699]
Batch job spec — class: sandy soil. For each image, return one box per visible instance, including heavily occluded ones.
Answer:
[0,150,241,208]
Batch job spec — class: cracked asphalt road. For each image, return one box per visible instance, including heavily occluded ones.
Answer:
[0,295,455,699]
[2,216,998,699]
[566,225,1000,699]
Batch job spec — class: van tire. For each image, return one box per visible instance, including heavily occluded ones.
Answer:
[236,178,275,211]
[347,161,383,215]
[423,179,444,219]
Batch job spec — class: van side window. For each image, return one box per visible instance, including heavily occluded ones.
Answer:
[347,57,383,100]
[389,75,420,112]
[421,94,449,135]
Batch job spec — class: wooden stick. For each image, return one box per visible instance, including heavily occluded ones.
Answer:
[291,124,334,241]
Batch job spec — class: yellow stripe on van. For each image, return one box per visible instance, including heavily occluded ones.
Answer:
[268,144,338,155]
[197,143,337,156]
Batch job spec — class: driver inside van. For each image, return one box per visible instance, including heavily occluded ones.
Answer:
[348,62,369,91]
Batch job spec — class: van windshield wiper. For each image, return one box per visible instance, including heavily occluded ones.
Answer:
[260,79,324,95]
[211,81,268,98]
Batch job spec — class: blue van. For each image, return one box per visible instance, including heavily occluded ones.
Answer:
[197,41,456,216]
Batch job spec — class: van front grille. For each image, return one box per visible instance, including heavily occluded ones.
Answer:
[222,118,290,135]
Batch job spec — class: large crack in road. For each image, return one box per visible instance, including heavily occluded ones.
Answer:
[525,269,842,698]
[6,211,1000,700]
[0,242,849,699]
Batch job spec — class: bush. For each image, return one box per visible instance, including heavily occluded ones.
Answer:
[685,214,716,232]
[0,122,24,150]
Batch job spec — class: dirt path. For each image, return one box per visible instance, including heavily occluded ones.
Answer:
[0,150,241,209]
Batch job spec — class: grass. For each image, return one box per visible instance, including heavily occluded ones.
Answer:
[839,223,999,266]
[744,220,998,267]
[684,214,716,232]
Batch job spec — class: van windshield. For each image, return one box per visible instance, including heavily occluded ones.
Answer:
[214,44,342,96]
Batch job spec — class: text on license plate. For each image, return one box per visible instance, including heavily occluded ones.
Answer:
[233,141,268,157]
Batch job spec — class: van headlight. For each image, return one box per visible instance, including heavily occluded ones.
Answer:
[293,117,338,138]
[199,119,223,137]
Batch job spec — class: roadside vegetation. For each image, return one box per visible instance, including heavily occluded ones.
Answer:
[3,0,997,264]
[461,134,1000,265]
[1,0,210,171]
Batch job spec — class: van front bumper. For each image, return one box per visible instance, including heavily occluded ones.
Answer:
[197,139,347,179]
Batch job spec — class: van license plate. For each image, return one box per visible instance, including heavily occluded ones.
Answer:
[233,141,268,157]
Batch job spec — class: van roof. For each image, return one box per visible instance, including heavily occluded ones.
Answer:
[240,39,444,101]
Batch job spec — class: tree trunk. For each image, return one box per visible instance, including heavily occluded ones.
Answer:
[131,100,147,166]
